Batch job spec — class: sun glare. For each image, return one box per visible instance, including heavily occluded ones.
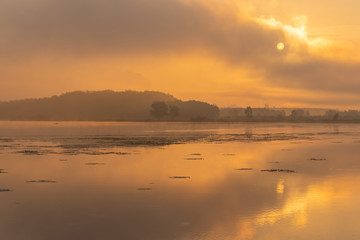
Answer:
[277,42,285,50]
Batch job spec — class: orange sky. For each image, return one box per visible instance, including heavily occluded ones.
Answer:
[1,0,360,108]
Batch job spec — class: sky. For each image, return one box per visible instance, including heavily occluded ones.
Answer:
[1,0,360,108]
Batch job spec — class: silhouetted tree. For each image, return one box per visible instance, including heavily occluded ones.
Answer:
[150,101,168,119]
[175,100,219,121]
[325,110,339,121]
[245,106,252,118]
[168,105,179,120]
[290,109,305,119]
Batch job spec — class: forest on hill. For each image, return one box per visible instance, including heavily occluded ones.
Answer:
[0,90,220,121]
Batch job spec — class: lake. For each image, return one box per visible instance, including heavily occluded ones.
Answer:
[0,121,360,240]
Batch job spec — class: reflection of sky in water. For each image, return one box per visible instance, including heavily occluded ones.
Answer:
[0,122,360,239]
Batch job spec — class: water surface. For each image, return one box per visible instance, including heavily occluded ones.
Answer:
[0,122,359,240]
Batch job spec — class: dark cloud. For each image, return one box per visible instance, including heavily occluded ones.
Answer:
[0,0,284,61]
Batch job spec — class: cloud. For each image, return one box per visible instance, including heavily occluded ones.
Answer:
[0,0,284,60]
[267,58,360,94]
[1,0,360,106]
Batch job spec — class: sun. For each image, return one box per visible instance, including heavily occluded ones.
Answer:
[277,42,285,51]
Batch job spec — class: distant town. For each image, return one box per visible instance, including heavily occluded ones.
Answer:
[219,107,360,122]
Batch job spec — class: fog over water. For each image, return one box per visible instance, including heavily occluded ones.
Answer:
[0,122,359,240]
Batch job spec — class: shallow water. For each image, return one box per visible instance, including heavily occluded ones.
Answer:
[0,121,360,240]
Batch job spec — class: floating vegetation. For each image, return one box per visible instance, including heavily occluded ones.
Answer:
[280,149,292,151]
[149,182,155,185]
[51,133,315,151]
[235,168,253,171]
[261,169,296,173]
[115,152,131,155]
[79,151,131,155]
[56,135,202,150]
[169,176,191,179]
[137,188,152,191]
[97,151,130,155]
[16,150,42,155]
[0,169,8,173]
[0,189,11,192]
[15,149,57,155]
[82,152,109,156]
[27,180,57,183]
[0,138,14,142]
[184,158,204,161]
[85,163,106,165]
[205,133,311,143]
[62,151,77,156]
[61,149,132,156]
[59,159,68,162]
[309,158,327,161]
[0,132,317,158]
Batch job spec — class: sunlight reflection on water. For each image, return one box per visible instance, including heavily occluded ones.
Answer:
[0,122,359,239]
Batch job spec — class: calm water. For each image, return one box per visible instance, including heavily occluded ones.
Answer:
[0,121,360,240]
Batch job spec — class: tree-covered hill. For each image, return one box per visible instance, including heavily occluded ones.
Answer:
[0,90,220,121]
